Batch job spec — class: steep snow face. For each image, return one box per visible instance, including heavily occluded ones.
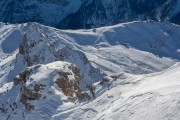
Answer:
[0,23,23,56]
[0,0,179,29]
[0,23,26,85]
[0,61,83,120]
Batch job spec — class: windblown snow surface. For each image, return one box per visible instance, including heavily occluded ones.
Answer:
[0,21,180,120]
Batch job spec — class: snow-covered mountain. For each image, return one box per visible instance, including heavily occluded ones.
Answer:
[0,21,180,119]
[0,0,179,29]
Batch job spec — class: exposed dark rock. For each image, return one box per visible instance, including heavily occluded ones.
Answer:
[23,90,42,100]
[25,103,34,111]
[34,84,46,92]
[20,87,42,111]
[78,92,91,101]
[18,70,30,84]
[13,78,20,85]
[55,70,82,103]
[100,77,110,85]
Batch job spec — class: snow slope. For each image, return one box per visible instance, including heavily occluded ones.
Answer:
[53,62,180,120]
[31,21,180,74]
[1,60,180,120]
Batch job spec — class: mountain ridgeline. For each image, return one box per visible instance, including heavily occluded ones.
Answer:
[0,0,179,29]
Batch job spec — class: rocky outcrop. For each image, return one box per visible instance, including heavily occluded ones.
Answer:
[12,61,91,111]
[55,73,80,102]
[55,64,91,102]
[13,70,30,85]
[13,69,43,111]
[18,25,56,66]
[20,89,41,111]
[34,84,46,92]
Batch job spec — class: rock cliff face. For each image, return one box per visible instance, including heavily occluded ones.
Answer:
[0,0,179,29]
